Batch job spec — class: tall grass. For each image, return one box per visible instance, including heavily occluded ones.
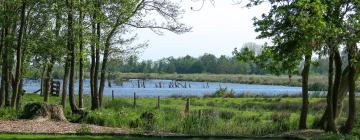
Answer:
[0,93,359,137]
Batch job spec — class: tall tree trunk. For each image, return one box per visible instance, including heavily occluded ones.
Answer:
[332,48,342,118]
[315,65,360,128]
[66,0,79,113]
[98,34,112,107]
[340,43,357,134]
[325,48,336,132]
[0,27,5,107]
[93,0,101,109]
[3,27,10,107]
[90,13,96,110]
[99,21,118,107]
[78,0,84,109]
[43,59,54,102]
[61,60,69,109]
[16,79,23,109]
[299,53,311,129]
[12,1,26,108]
[40,63,46,96]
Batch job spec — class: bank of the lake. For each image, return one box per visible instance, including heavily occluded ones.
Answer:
[23,79,304,97]
[1,94,359,138]
[112,73,329,90]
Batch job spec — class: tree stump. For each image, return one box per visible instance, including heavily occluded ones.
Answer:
[21,103,67,122]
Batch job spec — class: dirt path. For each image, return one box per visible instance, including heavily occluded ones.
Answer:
[0,119,131,134]
[0,119,326,138]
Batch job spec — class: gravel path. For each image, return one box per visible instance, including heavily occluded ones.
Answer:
[0,119,131,134]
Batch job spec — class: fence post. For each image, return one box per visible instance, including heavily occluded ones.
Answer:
[157,96,160,109]
[133,92,136,108]
[185,98,190,114]
[112,90,114,100]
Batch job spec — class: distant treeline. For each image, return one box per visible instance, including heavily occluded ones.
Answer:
[106,53,329,75]
[108,54,263,74]
[24,52,329,80]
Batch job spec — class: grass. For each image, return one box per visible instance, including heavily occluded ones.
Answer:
[0,93,359,139]
[0,134,303,140]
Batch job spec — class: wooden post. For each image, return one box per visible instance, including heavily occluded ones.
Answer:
[157,96,160,109]
[112,90,114,100]
[137,80,140,88]
[142,80,145,88]
[185,98,190,114]
[133,92,136,108]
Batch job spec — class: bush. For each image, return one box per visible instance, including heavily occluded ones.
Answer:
[205,87,235,98]
[76,124,91,135]
[0,108,19,120]
[140,111,156,131]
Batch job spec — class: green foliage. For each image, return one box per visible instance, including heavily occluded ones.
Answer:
[205,87,235,98]
[76,124,91,135]
[107,53,263,75]
[0,108,20,120]
[20,102,44,119]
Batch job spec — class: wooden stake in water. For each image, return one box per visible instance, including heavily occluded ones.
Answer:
[185,98,190,114]
[112,90,114,100]
[143,80,145,88]
[137,80,140,88]
[133,92,136,108]
[157,96,160,109]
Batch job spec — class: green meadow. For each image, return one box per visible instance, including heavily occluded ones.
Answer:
[1,93,359,139]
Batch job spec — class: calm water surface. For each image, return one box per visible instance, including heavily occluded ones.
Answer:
[22,79,302,97]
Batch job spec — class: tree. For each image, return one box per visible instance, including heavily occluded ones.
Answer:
[12,0,26,109]
[90,0,191,109]
[340,4,360,132]
[66,0,80,113]
[77,0,84,109]
[249,0,326,129]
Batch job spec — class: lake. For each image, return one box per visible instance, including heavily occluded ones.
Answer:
[22,79,302,97]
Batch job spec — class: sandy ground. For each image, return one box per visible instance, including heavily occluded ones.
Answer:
[0,119,325,138]
[0,119,130,134]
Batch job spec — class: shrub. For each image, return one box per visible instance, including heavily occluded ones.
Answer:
[76,124,91,135]
[206,87,235,98]
[0,108,19,120]
[140,111,156,131]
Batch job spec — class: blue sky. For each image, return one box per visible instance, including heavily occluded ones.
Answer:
[134,0,270,60]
